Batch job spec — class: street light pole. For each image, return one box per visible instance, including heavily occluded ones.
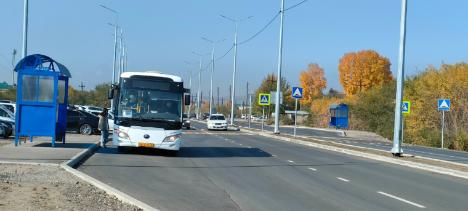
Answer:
[201,37,225,116]
[391,0,408,156]
[21,0,29,59]
[274,0,285,134]
[221,15,252,125]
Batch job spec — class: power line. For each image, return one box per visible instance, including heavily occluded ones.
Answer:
[284,0,309,11]
[216,44,234,61]
[239,12,280,45]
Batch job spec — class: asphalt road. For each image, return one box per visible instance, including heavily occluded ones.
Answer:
[236,120,468,164]
[79,121,468,211]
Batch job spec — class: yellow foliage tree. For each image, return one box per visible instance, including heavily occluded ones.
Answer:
[299,63,327,105]
[338,50,393,95]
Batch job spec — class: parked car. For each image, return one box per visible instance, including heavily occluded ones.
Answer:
[0,102,15,114]
[0,119,14,138]
[182,114,191,129]
[0,105,15,122]
[207,114,228,130]
[108,112,114,131]
[82,106,103,116]
[67,109,99,135]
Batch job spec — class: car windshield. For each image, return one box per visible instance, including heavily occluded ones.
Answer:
[210,115,225,120]
[0,105,14,119]
[117,86,182,122]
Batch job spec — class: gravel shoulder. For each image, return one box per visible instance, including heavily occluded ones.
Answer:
[0,164,141,211]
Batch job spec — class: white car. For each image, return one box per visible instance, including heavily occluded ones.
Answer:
[207,114,228,130]
[0,102,15,114]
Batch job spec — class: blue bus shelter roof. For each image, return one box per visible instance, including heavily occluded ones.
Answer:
[14,54,71,78]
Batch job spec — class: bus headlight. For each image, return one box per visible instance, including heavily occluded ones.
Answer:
[163,134,181,142]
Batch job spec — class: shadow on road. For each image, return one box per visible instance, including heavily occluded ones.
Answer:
[96,146,272,158]
[33,143,93,149]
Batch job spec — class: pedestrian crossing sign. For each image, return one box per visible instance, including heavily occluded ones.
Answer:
[438,99,450,111]
[292,87,303,99]
[258,93,270,106]
[402,101,410,114]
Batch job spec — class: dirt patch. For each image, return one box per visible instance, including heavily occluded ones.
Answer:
[0,164,141,211]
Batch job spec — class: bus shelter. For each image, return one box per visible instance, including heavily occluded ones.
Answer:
[329,103,348,129]
[14,54,71,147]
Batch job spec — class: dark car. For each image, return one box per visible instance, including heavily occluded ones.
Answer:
[182,114,191,129]
[202,113,210,120]
[67,109,99,135]
[0,120,13,138]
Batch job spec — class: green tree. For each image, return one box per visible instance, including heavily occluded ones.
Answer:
[253,73,294,117]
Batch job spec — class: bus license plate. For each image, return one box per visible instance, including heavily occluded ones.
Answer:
[138,142,155,148]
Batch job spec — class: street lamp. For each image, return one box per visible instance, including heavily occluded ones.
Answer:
[184,61,194,118]
[21,0,29,59]
[192,51,210,119]
[100,4,119,85]
[220,14,253,125]
[391,0,408,157]
[273,0,285,134]
[201,37,225,116]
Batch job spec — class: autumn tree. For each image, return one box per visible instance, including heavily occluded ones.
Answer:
[338,50,393,95]
[299,63,327,105]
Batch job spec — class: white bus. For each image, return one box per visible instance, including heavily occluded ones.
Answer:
[108,71,190,153]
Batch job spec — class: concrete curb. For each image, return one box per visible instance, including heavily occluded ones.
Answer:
[63,141,100,168]
[240,128,468,180]
[0,160,60,166]
[60,142,159,211]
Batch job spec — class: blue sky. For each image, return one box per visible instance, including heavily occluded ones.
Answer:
[0,0,467,101]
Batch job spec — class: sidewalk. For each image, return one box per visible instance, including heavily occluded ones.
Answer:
[0,134,99,164]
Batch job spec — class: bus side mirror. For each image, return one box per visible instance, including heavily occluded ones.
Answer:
[108,88,114,99]
[184,94,191,106]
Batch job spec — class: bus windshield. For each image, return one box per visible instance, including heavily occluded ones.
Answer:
[116,79,182,122]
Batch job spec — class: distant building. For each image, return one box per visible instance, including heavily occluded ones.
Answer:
[0,82,12,93]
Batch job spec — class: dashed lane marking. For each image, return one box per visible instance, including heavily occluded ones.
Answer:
[308,167,317,171]
[377,191,426,208]
[336,177,350,182]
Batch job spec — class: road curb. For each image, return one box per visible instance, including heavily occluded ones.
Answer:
[240,128,468,180]
[0,160,60,166]
[63,141,100,168]
[60,141,159,211]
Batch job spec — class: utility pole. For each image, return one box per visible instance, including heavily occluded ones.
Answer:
[274,0,285,134]
[79,82,85,92]
[21,0,29,59]
[118,28,123,77]
[201,37,224,116]
[217,86,220,106]
[192,51,209,119]
[197,59,202,119]
[12,49,17,86]
[221,15,253,125]
[246,82,249,112]
[391,0,408,157]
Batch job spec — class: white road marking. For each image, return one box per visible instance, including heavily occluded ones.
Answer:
[272,155,277,157]
[378,191,426,208]
[336,177,350,182]
[287,160,295,163]
[308,167,317,171]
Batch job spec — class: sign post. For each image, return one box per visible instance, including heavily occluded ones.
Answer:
[292,87,303,137]
[258,93,271,132]
[401,101,410,143]
[248,94,252,128]
[438,99,450,148]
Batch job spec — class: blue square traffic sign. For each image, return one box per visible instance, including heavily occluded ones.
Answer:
[292,87,303,99]
[438,99,450,111]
